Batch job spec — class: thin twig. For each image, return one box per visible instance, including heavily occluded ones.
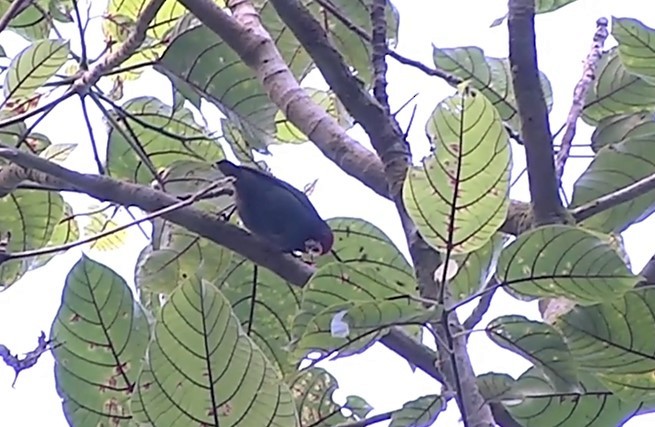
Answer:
[462,280,498,337]
[555,17,609,179]
[72,0,89,67]
[71,0,166,95]
[79,96,105,174]
[571,172,655,223]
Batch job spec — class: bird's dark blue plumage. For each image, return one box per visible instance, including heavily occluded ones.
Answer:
[216,160,333,256]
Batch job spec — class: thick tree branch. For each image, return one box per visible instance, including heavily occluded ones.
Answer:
[507,0,565,226]
[178,0,389,198]
[0,145,443,390]
[268,0,408,193]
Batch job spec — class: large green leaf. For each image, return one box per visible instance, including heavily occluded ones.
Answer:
[217,256,301,376]
[106,96,224,183]
[433,46,553,130]
[403,87,511,255]
[556,288,655,401]
[590,111,655,152]
[583,48,655,125]
[28,202,79,270]
[50,256,150,426]
[157,24,278,154]
[136,224,232,294]
[487,315,579,391]
[293,298,432,361]
[613,17,655,83]
[478,368,650,427]
[131,274,299,427]
[3,39,70,102]
[292,263,416,350]
[570,136,655,233]
[0,0,51,40]
[497,225,638,304]
[0,189,64,288]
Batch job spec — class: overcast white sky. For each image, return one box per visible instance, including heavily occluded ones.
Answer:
[0,0,654,426]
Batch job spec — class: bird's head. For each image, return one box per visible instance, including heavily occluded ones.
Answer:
[305,228,334,258]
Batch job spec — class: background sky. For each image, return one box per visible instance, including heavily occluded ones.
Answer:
[0,0,653,426]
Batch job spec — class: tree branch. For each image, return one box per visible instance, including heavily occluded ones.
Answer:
[570,172,655,223]
[178,0,389,198]
[507,0,565,226]
[0,145,444,390]
[268,0,408,193]
[554,17,609,178]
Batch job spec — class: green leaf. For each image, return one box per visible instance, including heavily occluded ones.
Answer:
[106,96,224,184]
[3,39,70,101]
[344,395,373,419]
[157,24,278,154]
[489,0,579,27]
[450,232,508,302]
[570,136,655,233]
[39,142,77,163]
[613,17,655,83]
[432,46,553,130]
[292,263,415,347]
[136,224,232,294]
[84,210,129,252]
[28,202,79,269]
[389,394,446,427]
[403,88,511,255]
[497,225,638,304]
[487,315,579,391]
[0,0,51,40]
[50,255,150,426]
[294,298,432,361]
[131,274,299,427]
[556,288,655,401]
[583,48,655,125]
[591,111,655,152]
[478,368,650,427]
[0,189,64,288]
[217,256,301,376]
[289,367,356,426]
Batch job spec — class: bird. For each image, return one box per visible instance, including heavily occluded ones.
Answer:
[216,160,334,259]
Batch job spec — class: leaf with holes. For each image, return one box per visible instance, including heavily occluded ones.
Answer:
[217,255,301,376]
[478,368,650,427]
[157,24,278,153]
[3,39,70,102]
[131,274,299,427]
[591,111,655,152]
[570,136,655,233]
[389,394,446,427]
[403,88,511,255]
[291,263,416,355]
[613,17,655,83]
[50,256,150,426]
[294,298,432,361]
[497,225,638,305]
[555,288,655,401]
[289,367,359,426]
[136,224,232,294]
[106,96,224,184]
[583,48,655,125]
[433,46,553,130]
[487,315,579,392]
[0,189,64,288]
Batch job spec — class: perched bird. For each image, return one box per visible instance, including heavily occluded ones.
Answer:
[216,160,334,258]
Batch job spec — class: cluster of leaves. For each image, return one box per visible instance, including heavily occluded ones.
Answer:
[2,0,655,426]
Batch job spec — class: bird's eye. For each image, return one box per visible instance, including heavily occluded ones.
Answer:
[305,239,323,255]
